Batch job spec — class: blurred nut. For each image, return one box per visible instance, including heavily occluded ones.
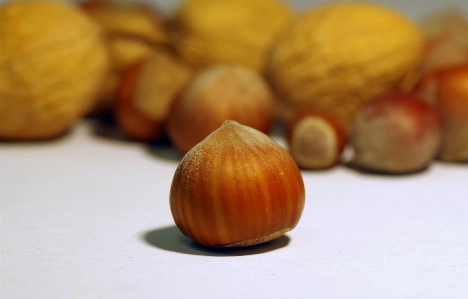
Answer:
[420,11,468,75]
[115,61,162,141]
[115,50,192,142]
[81,0,169,46]
[435,65,468,162]
[0,1,109,140]
[81,0,170,115]
[166,65,274,154]
[416,69,442,106]
[107,37,156,71]
[266,2,425,132]
[286,110,347,170]
[351,92,443,174]
[170,0,295,72]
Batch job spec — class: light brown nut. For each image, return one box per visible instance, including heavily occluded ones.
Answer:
[170,0,295,72]
[0,1,109,140]
[266,2,425,133]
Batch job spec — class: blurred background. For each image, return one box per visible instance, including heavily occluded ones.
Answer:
[65,0,468,18]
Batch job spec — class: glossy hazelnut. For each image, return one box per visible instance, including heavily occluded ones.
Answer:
[170,120,305,248]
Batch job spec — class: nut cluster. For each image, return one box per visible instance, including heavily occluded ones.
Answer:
[80,0,170,115]
[1,0,468,248]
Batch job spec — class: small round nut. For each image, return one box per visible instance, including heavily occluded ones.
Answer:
[287,110,347,170]
[166,65,274,153]
[351,92,443,174]
[115,50,192,141]
[436,65,468,162]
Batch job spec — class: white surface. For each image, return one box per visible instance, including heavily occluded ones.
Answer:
[1,120,468,299]
[2,0,468,298]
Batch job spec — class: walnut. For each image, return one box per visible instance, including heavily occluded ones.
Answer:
[0,1,109,140]
[265,2,425,133]
[170,0,295,72]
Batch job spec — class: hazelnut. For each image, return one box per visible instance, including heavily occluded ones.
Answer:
[287,110,347,170]
[115,50,192,142]
[170,120,305,248]
[266,2,425,132]
[416,70,442,106]
[351,92,443,174]
[166,65,274,154]
[0,1,109,140]
[436,65,468,162]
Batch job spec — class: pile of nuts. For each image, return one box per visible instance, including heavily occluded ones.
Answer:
[1,0,467,248]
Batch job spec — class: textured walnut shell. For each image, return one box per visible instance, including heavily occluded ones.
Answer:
[170,0,295,72]
[170,120,305,248]
[266,2,425,132]
[0,1,109,140]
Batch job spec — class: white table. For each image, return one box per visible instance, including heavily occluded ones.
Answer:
[2,118,467,299]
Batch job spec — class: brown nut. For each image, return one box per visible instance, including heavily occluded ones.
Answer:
[170,120,305,248]
[115,50,192,142]
[436,65,468,162]
[166,65,274,154]
[351,92,443,174]
[287,110,347,170]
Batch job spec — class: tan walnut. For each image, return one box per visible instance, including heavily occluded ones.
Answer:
[0,1,109,140]
[170,0,295,72]
[265,2,425,132]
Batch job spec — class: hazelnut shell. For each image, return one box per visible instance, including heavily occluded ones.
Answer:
[170,120,305,248]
